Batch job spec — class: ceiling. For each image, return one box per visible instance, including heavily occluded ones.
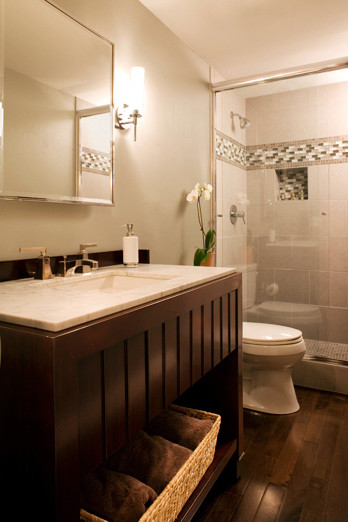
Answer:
[139,0,348,83]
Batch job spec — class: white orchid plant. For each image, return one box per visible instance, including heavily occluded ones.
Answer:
[186,182,216,266]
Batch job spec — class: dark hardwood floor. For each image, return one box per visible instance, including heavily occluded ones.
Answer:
[194,386,348,522]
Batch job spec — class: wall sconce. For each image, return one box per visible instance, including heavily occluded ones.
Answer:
[115,66,145,141]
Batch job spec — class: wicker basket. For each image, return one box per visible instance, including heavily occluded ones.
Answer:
[80,405,221,522]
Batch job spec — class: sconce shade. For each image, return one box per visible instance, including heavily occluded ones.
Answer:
[130,66,145,113]
[115,66,145,141]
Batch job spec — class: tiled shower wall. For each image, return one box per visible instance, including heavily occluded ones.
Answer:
[216,80,348,344]
[215,89,248,272]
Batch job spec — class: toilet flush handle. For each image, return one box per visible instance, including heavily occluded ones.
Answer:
[230,205,246,225]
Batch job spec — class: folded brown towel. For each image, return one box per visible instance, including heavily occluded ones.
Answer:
[80,466,157,522]
[145,409,213,450]
[106,430,192,494]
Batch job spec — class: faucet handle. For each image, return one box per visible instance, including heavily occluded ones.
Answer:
[79,243,97,258]
[19,246,53,279]
[19,246,48,257]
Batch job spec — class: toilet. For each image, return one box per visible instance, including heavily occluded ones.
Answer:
[242,321,306,414]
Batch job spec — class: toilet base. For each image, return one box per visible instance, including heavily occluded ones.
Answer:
[243,366,300,415]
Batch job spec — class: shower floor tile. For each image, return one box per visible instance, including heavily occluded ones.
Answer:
[304,338,348,364]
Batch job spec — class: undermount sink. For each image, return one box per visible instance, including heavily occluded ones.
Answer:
[49,271,175,293]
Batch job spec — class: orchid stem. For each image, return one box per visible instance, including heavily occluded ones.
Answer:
[197,197,205,248]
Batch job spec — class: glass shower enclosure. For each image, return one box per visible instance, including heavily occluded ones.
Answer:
[212,61,348,392]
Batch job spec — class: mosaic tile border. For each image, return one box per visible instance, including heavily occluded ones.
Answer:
[216,130,246,168]
[81,147,111,175]
[216,131,348,170]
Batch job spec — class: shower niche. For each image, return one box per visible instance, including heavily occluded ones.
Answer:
[276,167,308,200]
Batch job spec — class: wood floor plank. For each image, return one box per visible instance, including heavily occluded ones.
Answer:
[269,422,307,487]
[253,483,286,522]
[276,440,319,522]
[242,411,265,450]
[196,491,241,522]
[230,454,277,521]
[322,394,348,522]
[304,390,331,444]
[233,413,280,496]
[299,393,340,522]
[263,413,296,459]
[193,388,348,522]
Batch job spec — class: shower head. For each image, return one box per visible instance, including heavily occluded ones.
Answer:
[230,111,251,129]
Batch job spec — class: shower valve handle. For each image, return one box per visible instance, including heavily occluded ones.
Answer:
[230,205,246,225]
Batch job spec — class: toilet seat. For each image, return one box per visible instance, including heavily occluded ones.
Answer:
[243,322,306,356]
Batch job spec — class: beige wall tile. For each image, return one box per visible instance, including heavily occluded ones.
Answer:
[247,169,279,204]
[274,269,310,304]
[215,161,223,216]
[318,237,330,271]
[309,200,329,237]
[274,200,309,236]
[247,202,275,236]
[329,200,348,236]
[326,94,348,136]
[257,235,292,269]
[329,272,348,308]
[221,235,247,268]
[245,106,258,146]
[291,236,319,270]
[330,237,348,272]
[308,165,320,201]
[328,307,348,343]
[299,307,328,341]
[329,163,348,200]
[221,90,247,145]
[310,271,329,306]
[317,165,329,201]
[254,268,275,305]
[256,107,290,144]
[290,104,320,140]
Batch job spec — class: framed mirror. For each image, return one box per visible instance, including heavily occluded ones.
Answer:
[0,0,115,205]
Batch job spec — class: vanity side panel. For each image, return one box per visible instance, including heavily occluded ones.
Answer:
[203,302,213,374]
[229,291,237,355]
[78,351,105,476]
[126,333,148,439]
[0,327,57,521]
[212,298,222,365]
[147,324,165,420]
[192,307,203,383]
[178,311,192,394]
[221,294,230,358]
[104,342,128,458]
[164,317,179,407]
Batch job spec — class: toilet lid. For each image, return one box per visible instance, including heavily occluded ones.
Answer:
[243,322,303,345]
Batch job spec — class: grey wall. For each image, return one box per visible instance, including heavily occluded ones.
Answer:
[0,0,211,265]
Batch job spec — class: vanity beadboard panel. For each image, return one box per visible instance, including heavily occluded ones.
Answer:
[0,271,242,522]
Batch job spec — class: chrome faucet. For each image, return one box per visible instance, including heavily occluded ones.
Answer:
[65,243,98,276]
[19,246,54,280]
[79,243,98,270]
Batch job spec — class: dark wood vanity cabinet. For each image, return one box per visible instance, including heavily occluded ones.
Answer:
[0,272,242,522]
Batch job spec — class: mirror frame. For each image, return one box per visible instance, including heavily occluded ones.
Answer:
[0,0,115,206]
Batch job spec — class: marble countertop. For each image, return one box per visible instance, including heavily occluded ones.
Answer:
[0,263,236,332]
